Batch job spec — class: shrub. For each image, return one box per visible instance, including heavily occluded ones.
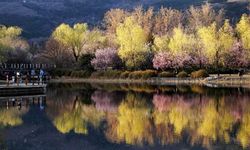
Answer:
[70,70,91,78]
[158,71,175,78]
[64,70,73,76]
[103,70,122,78]
[50,69,72,77]
[90,71,105,78]
[78,54,95,71]
[128,70,157,79]
[128,71,142,79]
[90,70,157,79]
[91,70,122,79]
[191,69,209,78]
[176,71,188,78]
[120,71,131,79]
[140,70,158,79]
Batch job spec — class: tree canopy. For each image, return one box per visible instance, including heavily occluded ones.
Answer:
[52,23,105,63]
[116,17,151,69]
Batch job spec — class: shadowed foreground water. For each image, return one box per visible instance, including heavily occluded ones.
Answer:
[0,83,249,150]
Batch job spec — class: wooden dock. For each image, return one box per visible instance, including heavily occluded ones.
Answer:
[0,84,46,96]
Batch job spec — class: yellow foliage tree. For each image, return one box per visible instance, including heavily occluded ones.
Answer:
[198,23,220,65]
[168,27,195,55]
[0,25,27,63]
[52,23,105,62]
[236,14,250,52]
[116,17,151,69]
[198,21,235,72]
[152,35,169,52]
[0,25,22,38]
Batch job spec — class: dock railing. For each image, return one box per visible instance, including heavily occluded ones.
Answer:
[1,63,55,86]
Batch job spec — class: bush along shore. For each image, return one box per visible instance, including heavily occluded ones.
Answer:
[49,69,250,87]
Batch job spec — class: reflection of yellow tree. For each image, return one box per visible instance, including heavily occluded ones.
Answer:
[53,105,87,134]
[237,112,250,149]
[116,93,153,145]
[196,100,234,147]
[169,107,189,135]
[153,95,239,148]
[49,91,250,149]
[0,107,28,127]
[53,99,104,135]
[153,97,199,144]
[154,110,180,145]
[237,101,250,149]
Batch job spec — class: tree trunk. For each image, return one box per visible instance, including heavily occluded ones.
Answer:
[216,51,220,77]
[199,59,202,69]
[72,47,79,62]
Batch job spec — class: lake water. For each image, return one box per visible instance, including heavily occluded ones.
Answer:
[0,83,250,150]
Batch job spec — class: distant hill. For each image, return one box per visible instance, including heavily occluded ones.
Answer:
[0,0,249,38]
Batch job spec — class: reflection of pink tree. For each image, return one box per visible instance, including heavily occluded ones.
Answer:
[153,94,173,112]
[91,90,119,112]
[226,95,250,121]
[153,93,211,112]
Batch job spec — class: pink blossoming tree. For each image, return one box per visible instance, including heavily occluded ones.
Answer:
[91,48,122,70]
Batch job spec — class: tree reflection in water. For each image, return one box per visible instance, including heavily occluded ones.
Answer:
[53,99,105,134]
[48,94,105,134]
[115,93,154,145]
[0,103,29,149]
[46,84,250,149]
[0,107,28,127]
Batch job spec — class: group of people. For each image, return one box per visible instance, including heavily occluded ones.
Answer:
[5,69,46,86]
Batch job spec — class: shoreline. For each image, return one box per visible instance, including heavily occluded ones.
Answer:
[1,74,249,88]
[49,75,250,88]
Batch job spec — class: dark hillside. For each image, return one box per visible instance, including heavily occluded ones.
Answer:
[0,0,249,38]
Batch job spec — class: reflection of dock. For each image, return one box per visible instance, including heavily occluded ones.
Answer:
[0,84,46,96]
[0,94,46,109]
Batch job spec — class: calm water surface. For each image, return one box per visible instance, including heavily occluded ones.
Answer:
[0,83,250,150]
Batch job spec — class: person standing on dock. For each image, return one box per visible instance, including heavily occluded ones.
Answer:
[12,72,15,84]
[16,71,20,86]
[25,71,30,86]
[5,72,9,86]
[39,69,44,85]
[31,69,36,85]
